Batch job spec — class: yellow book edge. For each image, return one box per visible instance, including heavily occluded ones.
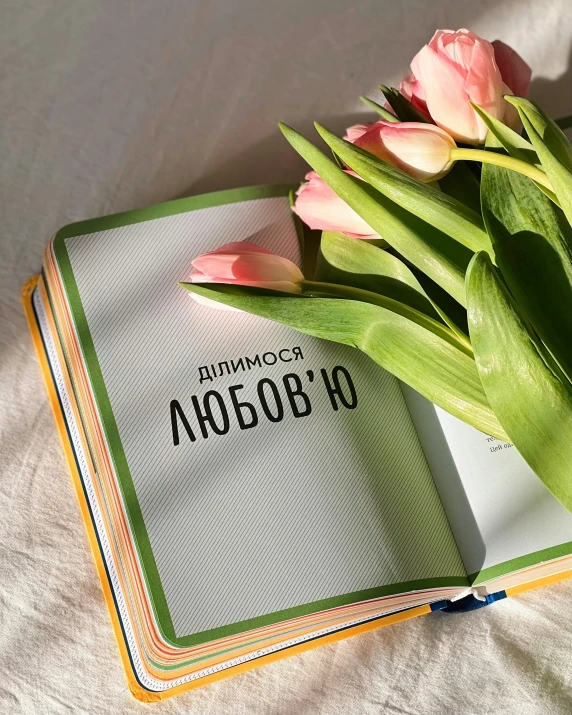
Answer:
[21,274,572,702]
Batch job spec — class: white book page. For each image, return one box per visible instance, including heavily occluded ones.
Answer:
[59,192,466,640]
[402,386,572,579]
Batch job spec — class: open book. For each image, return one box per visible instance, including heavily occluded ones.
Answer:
[23,185,572,701]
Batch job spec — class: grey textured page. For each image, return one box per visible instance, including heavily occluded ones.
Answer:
[63,195,465,638]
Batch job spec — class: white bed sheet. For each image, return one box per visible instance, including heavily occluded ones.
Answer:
[2,1,572,712]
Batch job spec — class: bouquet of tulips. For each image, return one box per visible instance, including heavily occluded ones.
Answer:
[182,29,572,512]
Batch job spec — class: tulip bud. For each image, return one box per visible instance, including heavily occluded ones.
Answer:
[406,29,530,144]
[189,242,303,297]
[352,121,456,182]
[292,171,380,238]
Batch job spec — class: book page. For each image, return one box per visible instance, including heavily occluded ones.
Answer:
[53,188,467,645]
[403,386,572,582]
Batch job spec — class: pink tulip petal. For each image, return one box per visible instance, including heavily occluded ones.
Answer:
[355,121,455,181]
[462,39,504,142]
[428,29,454,51]
[344,122,377,142]
[492,39,532,97]
[411,45,479,143]
[441,31,479,71]
[232,254,303,283]
[399,74,430,117]
[190,239,303,291]
[293,172,379,238]
[193,253,301,284]
[464,38,503,110]
[191,254,236,280]
[352,125,392,161]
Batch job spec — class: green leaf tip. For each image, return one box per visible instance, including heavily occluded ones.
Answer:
[278,122,296,138]
[359,96,399,122]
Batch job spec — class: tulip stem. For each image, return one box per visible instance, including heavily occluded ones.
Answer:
[302,280,473,357]
[449,148,554,190]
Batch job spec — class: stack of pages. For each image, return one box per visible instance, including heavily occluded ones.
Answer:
[24,185,572,701]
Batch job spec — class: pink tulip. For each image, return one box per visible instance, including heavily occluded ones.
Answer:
[408,29,527,144]
[190,242,303,295]
[292,171,380,238]
[352,121,456,182]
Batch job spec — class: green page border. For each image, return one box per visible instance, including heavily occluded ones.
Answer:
[51,185,469,649]
[470,540,572,586]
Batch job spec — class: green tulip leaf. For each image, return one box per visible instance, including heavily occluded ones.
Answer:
[315,231,443,321]
[359,96,399,123]
[470,101,539,166]
[506,96,572,172]
[481,145,572,385]
[362,237,390,249]
[181,281,506,440]
[467,252,572,511]
[437,163,482,215]
[289,189,321,279]
[314,123,492,256]
[279,122,470,305]
[408,267,469,340]
[316,231,469,343]
[301,282,471,356]
[506,97,572,227]
[330,148,345,170]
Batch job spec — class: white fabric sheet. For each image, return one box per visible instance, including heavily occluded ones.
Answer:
[2,1,572,712]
